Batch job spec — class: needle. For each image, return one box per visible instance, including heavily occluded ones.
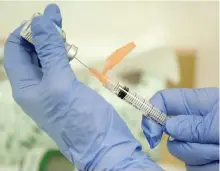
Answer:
[74,57,89,69]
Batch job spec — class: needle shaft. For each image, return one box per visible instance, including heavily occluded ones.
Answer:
[74,57,89,69]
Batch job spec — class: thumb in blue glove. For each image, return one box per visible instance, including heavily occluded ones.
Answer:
[142,88,219,171]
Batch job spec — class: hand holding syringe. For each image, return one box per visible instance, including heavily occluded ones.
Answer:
[20,13,169,126]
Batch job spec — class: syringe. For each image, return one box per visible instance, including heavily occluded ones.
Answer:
[21,13,169,126]
[104,79,168,125]
[88,68,169,126]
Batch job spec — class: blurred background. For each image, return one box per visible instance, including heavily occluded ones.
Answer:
[0,1,219,171]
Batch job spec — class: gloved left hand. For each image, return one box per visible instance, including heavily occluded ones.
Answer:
[4,4,163,171]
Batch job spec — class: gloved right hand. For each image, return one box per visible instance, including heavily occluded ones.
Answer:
[142,88,219,171]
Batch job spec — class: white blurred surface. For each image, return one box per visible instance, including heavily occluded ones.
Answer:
[0,167,18,171]
[0,1,218,87]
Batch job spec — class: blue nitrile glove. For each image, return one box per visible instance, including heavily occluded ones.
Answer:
[142,88,219,171]
[4,4,163,171]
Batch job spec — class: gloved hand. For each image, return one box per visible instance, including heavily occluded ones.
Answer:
[4,4,163,171]
[142,88,219,171]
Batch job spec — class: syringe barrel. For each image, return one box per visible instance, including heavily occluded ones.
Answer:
[105,79,168,125]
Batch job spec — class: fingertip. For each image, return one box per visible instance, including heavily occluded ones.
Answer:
[30,12,67,74]
[149,136,161,149]
[44,4,61,14]
[142,116,163,148]
[165,116,184,139]
[44,4,62,27]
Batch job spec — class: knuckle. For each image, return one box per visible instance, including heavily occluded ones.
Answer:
[49,83,69,98]
[47,78,78,98]
[12,91,38,106]
[12,92,26,104]
[193,117,204,142]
